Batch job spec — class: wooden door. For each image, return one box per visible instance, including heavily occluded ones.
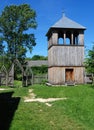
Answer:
[65,69,74,82]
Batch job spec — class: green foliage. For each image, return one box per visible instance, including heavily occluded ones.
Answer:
[0,38,4,55]
[32,65,48,75]
[14,80,22,88]
[0,55,12,70]
[31,55,48,60]
[25,55,48,76]
[0,4,37,62]
[85,44,94,74]
[25,57,32,61]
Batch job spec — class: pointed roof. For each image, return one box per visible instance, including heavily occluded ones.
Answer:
[46,14,86,36]
[52,15,86,29]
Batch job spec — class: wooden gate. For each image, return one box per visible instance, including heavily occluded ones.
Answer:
[0,59,33,87]
[0,65,8,86]
[23,66,33,87]
[0,64,14,86]
[14,59,33,87]
[8,64,14,86]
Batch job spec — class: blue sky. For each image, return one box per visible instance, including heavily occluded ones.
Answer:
[0,0,94,57]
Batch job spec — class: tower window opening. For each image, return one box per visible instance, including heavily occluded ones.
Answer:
[58,37,64,44]
[66,38,70,45]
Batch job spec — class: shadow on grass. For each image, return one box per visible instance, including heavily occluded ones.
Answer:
[0,91,20,130]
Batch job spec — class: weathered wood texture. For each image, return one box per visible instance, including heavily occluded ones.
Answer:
[48,67,84,85]
[46,15,86,85]
[33,74,48,84]
[0,64,14,86]
[48,45,84,67]
[48,67,65,85]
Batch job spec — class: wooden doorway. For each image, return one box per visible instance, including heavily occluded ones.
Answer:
[65,69,74,82]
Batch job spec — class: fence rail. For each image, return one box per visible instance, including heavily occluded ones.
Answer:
[33,74,48,84]
[85,74,93,84]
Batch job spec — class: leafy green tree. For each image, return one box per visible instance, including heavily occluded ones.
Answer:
[85,44,94,74]
[32,65,48,75]
[32,55,48,60]
[0,38,4,55]
[0,55,11,69]
[0,4,37,63]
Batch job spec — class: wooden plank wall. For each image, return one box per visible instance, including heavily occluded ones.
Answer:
[48,67,65,85]
[48,46,84,67]
[48,67,84,85]
[74,67,84,84]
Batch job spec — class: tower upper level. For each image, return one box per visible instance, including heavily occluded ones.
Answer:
[46,14,86,47]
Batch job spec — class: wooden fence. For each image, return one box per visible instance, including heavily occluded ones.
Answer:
[33,74,48,84]
[84,74,93,84]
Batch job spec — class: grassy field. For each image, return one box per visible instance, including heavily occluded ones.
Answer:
[0,84,94,130]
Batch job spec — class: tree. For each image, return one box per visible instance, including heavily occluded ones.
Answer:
[31,55,48,60]
[0,4,37,63]
[0,38,4,55]
[85,44,94,74]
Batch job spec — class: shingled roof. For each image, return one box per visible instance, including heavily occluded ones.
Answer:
[52,15,86,29]
[46,14,86,36]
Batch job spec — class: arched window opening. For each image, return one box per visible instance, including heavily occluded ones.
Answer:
[66,38,70,45]
[58,37,64,44]
[66,31,71,45]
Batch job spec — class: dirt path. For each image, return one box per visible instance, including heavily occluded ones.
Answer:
[0,88,13,91]
[24,89,67,106]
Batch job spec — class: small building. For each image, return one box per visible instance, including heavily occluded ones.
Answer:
[46,14,86,85]
[27,60,48,67]
[26,60,48,84]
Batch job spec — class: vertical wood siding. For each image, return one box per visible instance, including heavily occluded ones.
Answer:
[48,67,84,85]
[48,67,65,85]
[48,46,84,67]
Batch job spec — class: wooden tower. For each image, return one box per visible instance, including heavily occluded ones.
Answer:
[46,14,86,85]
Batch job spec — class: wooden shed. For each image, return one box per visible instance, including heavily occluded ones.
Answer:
[46,14,86,85]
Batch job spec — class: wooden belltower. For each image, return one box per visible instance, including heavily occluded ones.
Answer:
[46,14,86,85]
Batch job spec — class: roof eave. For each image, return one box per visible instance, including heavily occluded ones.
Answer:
[46,27,86,36]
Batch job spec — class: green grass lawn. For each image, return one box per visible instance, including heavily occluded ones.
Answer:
[0,84,94,130]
